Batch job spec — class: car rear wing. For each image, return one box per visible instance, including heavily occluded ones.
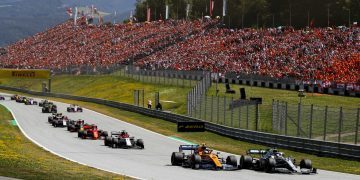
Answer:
[179,145,199,152]
[247,149,268,155]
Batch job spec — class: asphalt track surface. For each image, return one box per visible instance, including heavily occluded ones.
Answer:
[0,94,359,180]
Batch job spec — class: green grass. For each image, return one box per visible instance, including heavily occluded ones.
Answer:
[1,75,359,141]
[50,98,360,175]
[207,83,360,108]
[1,89,360,175]
[0,104,128,180]
[0,75,192,114]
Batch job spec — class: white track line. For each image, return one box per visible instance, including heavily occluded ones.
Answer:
[3,103,142,180]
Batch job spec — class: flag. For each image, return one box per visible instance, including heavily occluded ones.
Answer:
[223,0,227,16]
[147,7,151,22]
[74,7,78,25]
[186,4,190,19]
[165,5,169,19]
[210,0,214,16]
[66,7,73,17]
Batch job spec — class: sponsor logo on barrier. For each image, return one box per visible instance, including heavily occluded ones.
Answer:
[0,69,50,79]
[177,121,205,132]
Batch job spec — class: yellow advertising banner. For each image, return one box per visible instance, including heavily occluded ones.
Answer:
[0,69,50,79]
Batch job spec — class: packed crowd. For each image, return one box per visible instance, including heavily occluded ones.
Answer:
[0,17,215,70]
[0,17,358,85]
[136,26,360,84]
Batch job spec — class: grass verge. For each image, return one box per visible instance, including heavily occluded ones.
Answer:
[1,89,359,175]
[0,103,129,180]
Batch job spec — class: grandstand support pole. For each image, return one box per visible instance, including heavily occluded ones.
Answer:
[48,79,51,93]
[355,108,359,144]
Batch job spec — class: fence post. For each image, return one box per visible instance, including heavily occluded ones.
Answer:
[324,106,328,141]
[309,104,313,139]
[272,100,275,131]
[238,106,242,128]
[338,107,343,143]
[183,72,185,87]
[297,103,301,137]
[163,72,165,84]
[142,90,145,108]
[204,96,207,121]
[199,94,202,119]
[285,102,288,135]
[246,105,249,129]
[210,96,214,122]
[223,96,226,125]
[276,100,280,132]
[355,108,359,144]
[217,95,220,124]
[231,97,234,127]
[255,103,259,131]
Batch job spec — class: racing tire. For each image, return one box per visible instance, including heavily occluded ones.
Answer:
[171,152,184,166]
[265,158,276,173]
[136,139,144,149]
[239,155,253,169]
[259,158,267,170]
[226,155,238,167]
[78,131,83,138]
[112,138,119,148]
[105,136,111,146]
[300,159,312,169]
[191,154,201,169]
[102,131,108,138]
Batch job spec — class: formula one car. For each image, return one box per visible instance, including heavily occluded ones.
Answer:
[16,96,26,103]
[67,119,85,132]
[171,144,238,170]
[0,96,5,100]
[42,103,57,113]
[78,124,108,140]
[48,113,67,124]
[67,104,83,112]
[52,115,69,127]
[239,148,316,174]
[11,94,20,100]
[24,98,38,105]
[104,130,144,149]
[39,100,53,107]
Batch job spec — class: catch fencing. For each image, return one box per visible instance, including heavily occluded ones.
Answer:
[272,100,360,145]
[51,64,203,88]
[1,85,359,160]
[189,95,265,131]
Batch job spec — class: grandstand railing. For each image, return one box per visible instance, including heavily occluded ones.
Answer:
[1,85,359,161]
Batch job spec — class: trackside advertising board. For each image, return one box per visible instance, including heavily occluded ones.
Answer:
[177,121,205,132]
[0,69,50,79]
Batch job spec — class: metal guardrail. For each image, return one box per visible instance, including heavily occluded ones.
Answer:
[0,85,359,161]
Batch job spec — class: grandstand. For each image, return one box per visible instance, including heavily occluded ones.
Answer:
[0,17,359,89]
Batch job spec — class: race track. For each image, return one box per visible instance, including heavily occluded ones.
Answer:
[0,93,359,180]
